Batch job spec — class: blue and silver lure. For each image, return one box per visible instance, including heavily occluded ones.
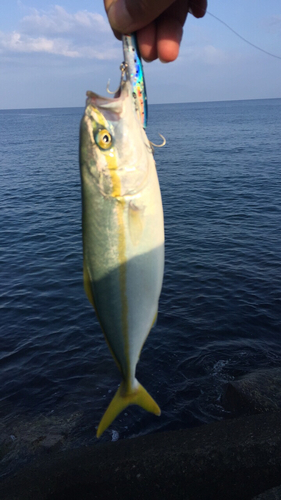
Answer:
[122,34,148,129]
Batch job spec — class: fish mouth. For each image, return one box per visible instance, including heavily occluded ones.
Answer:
[85,79,129,118]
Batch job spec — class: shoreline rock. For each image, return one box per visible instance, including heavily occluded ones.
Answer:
[1,410,281,500]
[222,368,281,416]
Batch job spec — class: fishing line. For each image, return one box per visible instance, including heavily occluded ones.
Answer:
[206,10,281,61]
[189,2,281,61]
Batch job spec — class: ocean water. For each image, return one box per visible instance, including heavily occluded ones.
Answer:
[1,99,281,467]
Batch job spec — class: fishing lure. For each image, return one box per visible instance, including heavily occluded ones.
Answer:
[122,33,148,129]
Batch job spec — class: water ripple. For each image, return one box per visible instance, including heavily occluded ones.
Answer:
[0,101,280,453]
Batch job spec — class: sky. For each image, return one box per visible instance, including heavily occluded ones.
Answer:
[0,0,280,109]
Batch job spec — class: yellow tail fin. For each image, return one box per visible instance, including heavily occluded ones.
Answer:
[96,380,161,438]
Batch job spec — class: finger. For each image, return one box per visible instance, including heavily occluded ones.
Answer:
[104,0,178,34]
[189,0,207,18]
[156,0,189,62]
[137,24,158,62]
[157,18,183,63]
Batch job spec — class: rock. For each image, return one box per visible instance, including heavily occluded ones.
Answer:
[0,410,82,467]
[0,434,17,461]
[252,485,281,499]
[40,434,64,452]
[1,411,281,500]
[222,368,281,416]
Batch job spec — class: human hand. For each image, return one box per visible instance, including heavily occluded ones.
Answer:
[104,0,207,63]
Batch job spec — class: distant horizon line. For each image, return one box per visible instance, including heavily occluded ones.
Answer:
[0,96,280,112]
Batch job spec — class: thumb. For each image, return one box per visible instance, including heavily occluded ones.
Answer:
[104,0,177,34]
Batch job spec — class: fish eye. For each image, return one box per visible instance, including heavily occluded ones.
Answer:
[95,129,113,150]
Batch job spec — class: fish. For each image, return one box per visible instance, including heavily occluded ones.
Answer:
[79,34,164,438]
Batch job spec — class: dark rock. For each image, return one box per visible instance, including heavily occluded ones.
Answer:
[0,410,82,466]
[222,368,281,416]
[252,485,281,499]
[1,411,281,500]
[0,434,17,461]
[40,434,64,452]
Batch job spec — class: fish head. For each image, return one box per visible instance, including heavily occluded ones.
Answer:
[80,79,152,198]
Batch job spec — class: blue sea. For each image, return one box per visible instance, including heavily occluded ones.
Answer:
[1,99,281,472]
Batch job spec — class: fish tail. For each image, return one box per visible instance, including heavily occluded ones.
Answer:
[96,380,161,438]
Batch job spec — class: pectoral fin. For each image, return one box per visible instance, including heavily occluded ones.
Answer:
[83,260,96,308]
[128,202,144,246]
[96,379,161,438]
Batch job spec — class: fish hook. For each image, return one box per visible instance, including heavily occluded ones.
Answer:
[106,79,120,95]
[149,134,166,148]
[106,62,128,95]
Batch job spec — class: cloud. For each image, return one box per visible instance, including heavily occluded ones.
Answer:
[0,31,79,57]
[20,5,109,38]
[0,6,119,60]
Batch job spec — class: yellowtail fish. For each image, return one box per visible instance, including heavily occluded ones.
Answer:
[79,34,164,437]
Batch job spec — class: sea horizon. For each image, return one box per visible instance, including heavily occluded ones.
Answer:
[0,95,280,112]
